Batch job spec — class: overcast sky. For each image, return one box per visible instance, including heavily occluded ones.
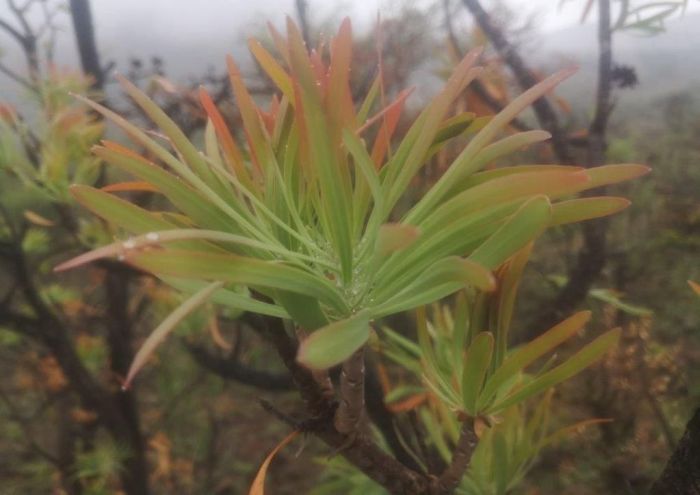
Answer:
[0,0,698,87]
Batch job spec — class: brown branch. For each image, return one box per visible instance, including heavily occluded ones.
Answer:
[249,314,431,494]
[185,342,295,391]
[431,418,478,494]
[334,346,366,434]
[649,407,700,494]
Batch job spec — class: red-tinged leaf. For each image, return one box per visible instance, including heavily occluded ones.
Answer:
[226,55,272,178]
[297,310,371,370]
[327,18,355,130]
[198,86,252,187]
[286,18,353,281]
[422,169,588,235]
[376,223,421,255]
[357,87,413,134]
[493,242,534,365]
[386,393,428,413]
[309,49,327,92]
[123,282,223,389]
[55,229,281,273]
[249,431,300,495]
[101,181,158,193]
[458,165,580,189]
[550,197,631,226]
[370,88,413,168]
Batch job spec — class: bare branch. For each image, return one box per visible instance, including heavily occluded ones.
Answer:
[185,342,294,391]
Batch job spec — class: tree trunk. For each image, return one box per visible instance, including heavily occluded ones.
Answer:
[649,407,700,495]
[68,0,103,88]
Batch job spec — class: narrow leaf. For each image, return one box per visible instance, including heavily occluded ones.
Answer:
[124,282,223,388]
[550,197,630,226]
[470,195,551,269]
[489,328,621,412]
[376,223,421,255]
[462,332,494,415]
[480,311,591,405]
[127,249,346,312]
[249,430,300,495]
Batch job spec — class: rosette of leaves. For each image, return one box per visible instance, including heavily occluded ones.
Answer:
[380,243,618,491]
[56,19,645,389]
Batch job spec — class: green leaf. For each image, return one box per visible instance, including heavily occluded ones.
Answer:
[93,145,242,234]
[127,249,346,312]
[420,169,587,234]
[470,195,551,269]
[550,197,630,226]
[376,223,421,255]
[116,75,222,192]
[407,67,577,223]
[452,130,552,186]
[589,288,653,316]
[480,311,591,407]
[70,185,174,234]
[274,291,328,330]
[124,282,223,388]
[383,47,484,215]
[489,327,621,412]
[162,277,289,318]
[372,257,495,317]
[296,310,371,369]
[461,332,494,415]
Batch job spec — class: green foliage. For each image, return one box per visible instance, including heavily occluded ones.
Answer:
[0,71,103,203]
[58,20,641,382]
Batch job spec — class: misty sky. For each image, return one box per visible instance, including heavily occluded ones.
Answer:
[0,0,698,87]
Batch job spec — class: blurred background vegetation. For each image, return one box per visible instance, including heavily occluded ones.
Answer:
[0,0,698,493]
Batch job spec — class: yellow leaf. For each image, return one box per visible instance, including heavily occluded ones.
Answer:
[689,280,700,297]
[249,430,299,495]
[23,210,54,227]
